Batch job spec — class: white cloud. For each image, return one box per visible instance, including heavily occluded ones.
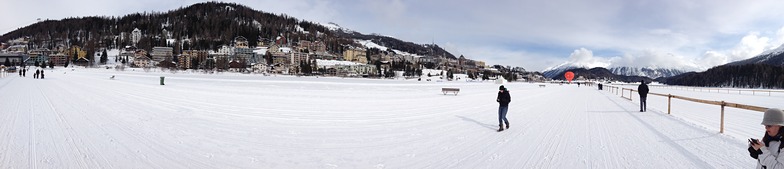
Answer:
[697,28,784,68]
[455,45,562,72]
[566,48,611,68]
[610,50,699,70]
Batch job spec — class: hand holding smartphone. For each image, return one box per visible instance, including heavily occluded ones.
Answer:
[749,138,760,145]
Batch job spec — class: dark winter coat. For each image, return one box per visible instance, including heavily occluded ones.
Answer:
[638,83,649,97]
[497,89,511,107]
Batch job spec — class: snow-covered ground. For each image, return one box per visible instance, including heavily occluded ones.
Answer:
[0,68,777,168]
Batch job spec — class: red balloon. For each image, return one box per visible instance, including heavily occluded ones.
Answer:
[564,71,574,82]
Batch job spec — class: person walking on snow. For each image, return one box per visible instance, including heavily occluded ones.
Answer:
[34,69,39,79]
[637,80,649,112]
[40,70,44,79]
[749,108,784,169]
[496,85,511,132]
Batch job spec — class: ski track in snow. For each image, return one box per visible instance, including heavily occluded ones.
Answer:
[0,68,773,168]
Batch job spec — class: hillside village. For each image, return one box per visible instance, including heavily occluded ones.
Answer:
[0,2,552,82]
[0,30,544,82]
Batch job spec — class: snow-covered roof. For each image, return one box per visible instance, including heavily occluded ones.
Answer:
[254,47,268,55]
[316,59,364,66]
[278,47,292,53]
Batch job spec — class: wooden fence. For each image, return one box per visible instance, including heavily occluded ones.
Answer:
[602,84,770,133]
[650,85,784,96]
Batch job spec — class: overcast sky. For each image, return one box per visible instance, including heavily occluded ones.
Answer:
[3,0,784,71]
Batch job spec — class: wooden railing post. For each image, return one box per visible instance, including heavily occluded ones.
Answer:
[621,88,624,98]
[668,94,672,115]
[720,101,726,133]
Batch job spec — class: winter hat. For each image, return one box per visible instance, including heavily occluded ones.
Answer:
[762,108,784,126]
[499,85,505,90]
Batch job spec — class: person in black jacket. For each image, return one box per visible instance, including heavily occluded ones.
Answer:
[496,85,511,132]
[637,80,649,112]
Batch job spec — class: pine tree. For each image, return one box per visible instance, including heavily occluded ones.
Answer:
[72,50,78,62]
[264,52,273,65]
[4,58,10,66]
[101,49,108,64]
[311,59,318,74]
[375,61,382,77]
[191,58,199,69]
[49,61,54,68]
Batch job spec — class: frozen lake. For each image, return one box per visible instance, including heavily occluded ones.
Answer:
[0,67,777,168]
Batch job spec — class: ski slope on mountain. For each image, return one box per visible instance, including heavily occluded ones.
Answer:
[0,68,773,168]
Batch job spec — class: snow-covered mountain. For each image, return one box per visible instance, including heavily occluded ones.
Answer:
[542,65,580,79]
[543,63,690,79]
[727,43,784,66]
[541,61,609,79]
[609,67,689,79]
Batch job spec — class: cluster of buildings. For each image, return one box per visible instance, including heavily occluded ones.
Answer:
[3,27,510,79]
[0,37,86,68]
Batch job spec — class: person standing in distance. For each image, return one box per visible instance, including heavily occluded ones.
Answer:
[637,80,649,112]
[496,85,511,132]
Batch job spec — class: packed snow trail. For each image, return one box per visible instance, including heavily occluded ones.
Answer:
[0,69,756,168]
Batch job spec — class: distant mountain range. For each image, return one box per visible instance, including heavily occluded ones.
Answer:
[550,67,653,83]
[542,63,689,79]
[609,67,688,79]
[658,44,784,88]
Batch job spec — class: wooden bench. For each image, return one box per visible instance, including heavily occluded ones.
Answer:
[442,88,460,95]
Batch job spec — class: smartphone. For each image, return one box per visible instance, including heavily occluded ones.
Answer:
[750,138,759,144]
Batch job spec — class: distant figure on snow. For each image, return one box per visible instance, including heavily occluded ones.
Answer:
[18,69,21,77]
[637,80,649,112]
[749,108,784,168]
[40,71,44,79]
[34,69,39,79]
[496,85,511,132]
[22,69,26,77]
